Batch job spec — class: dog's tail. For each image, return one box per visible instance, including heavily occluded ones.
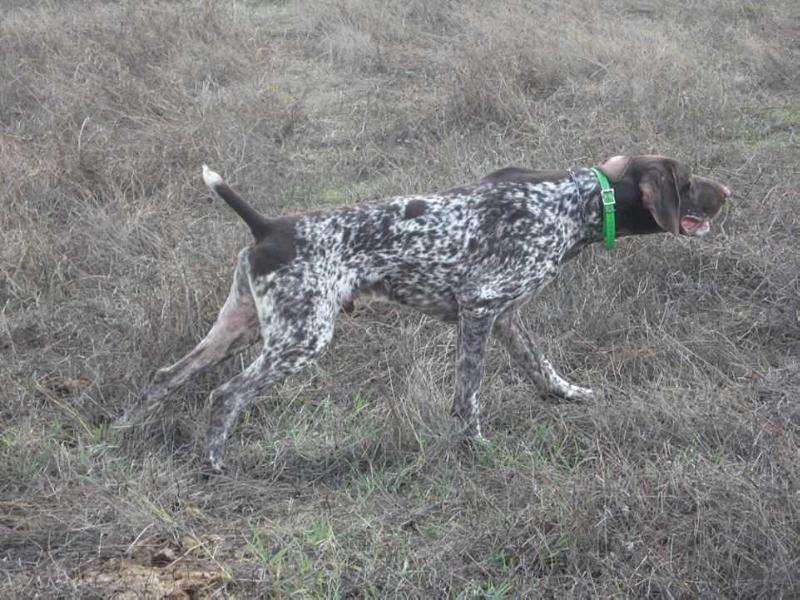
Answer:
[202,165,270,240]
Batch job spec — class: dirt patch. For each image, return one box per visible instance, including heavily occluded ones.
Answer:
[80,557,228,599]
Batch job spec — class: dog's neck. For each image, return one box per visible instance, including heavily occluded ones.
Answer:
[572,168,663,248]
[562,169,604,251]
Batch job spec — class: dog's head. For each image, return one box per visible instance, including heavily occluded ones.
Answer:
[598,155,730,237]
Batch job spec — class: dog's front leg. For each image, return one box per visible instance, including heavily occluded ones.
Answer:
[450,308,495,440]
[494,311,597,402]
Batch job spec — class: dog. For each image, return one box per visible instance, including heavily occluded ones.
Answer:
[117,155,730,474]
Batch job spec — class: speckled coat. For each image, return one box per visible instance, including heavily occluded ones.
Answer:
[119,155,730,474]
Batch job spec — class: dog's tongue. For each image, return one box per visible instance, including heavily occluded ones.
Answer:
[680,216,708,235]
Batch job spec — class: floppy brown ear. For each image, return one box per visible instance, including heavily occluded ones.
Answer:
[639,161,690,235]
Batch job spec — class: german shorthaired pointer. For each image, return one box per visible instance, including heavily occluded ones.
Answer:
[118,155,730,474]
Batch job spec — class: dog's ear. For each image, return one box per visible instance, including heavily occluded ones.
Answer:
[637,159,691,235]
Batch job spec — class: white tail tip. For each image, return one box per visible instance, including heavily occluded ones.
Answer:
[202,164,223,188]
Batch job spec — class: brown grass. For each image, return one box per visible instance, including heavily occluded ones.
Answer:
[1,0,799,597]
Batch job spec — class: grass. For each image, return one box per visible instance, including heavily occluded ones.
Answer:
[1,0,799,597]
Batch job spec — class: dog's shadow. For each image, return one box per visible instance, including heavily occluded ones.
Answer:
[214,426,469,495]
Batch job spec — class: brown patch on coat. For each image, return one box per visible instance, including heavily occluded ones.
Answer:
[403,199,427,219]
[248,217,298,277]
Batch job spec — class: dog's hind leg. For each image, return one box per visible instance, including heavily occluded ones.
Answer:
[202,291,339,474]
[116,250,259,427]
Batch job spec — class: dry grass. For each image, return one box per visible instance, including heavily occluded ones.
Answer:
[1,0,799,597]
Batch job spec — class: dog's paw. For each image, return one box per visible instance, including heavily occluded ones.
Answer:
[200,458,227,480]
[113,384,171,429]
[568,385,599,403]
[111,405,144,430]
[459,431,492,452]
[111,401,159,430]
[549,385,600,404]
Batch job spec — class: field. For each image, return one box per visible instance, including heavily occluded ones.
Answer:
[1,0,799,597]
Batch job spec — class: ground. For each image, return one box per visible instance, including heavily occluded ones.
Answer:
[1,0,799,597]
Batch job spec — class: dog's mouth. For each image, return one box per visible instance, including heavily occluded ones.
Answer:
[680,215,711,237]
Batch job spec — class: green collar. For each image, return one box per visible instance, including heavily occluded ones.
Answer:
[590,167,616,250]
